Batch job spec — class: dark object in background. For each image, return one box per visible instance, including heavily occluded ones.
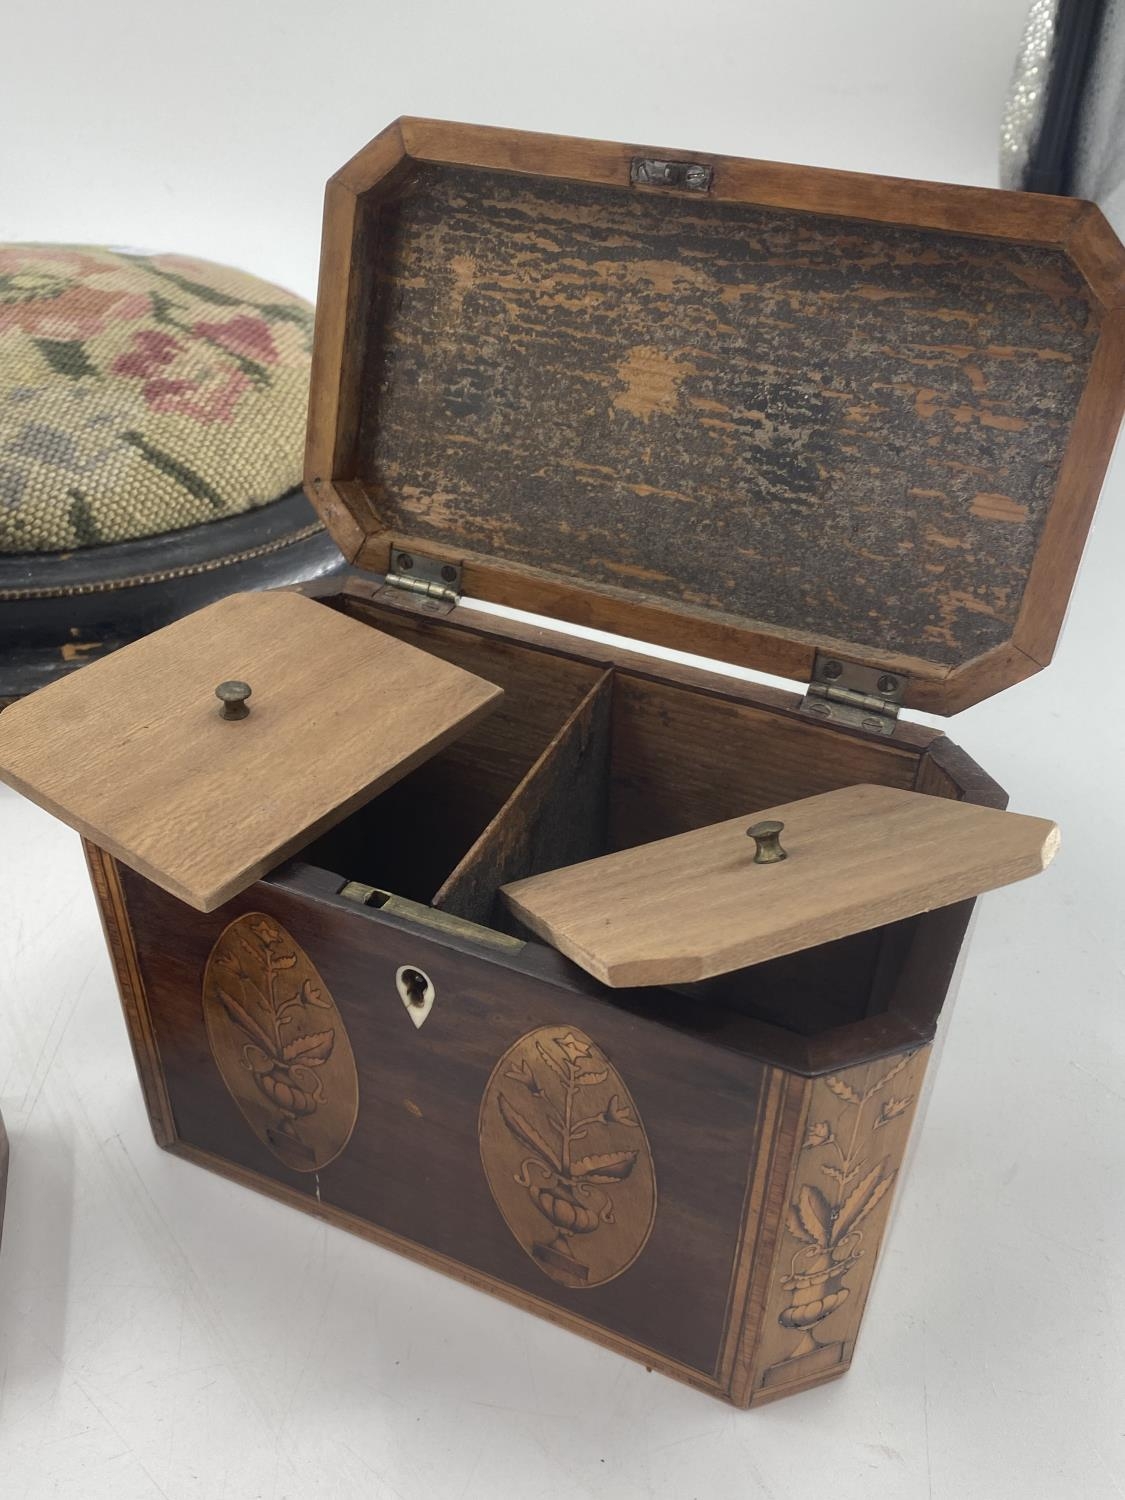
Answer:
[1001,0,1125,228]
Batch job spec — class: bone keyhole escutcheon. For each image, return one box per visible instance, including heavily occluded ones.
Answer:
[396,965,435,1029]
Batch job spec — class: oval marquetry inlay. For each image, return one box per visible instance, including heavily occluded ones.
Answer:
[202,912,358,1172]
[479,1025,656,1288]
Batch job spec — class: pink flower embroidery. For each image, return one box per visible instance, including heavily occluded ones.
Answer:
[142,367,251,423]
[193,314,278,365]
[0,284,149,341]
[112,329,183,379]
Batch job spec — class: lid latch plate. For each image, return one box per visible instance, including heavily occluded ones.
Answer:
[630,157,714,193]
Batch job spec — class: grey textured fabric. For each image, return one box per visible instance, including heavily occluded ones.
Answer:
[1069,0,1125,234]
[1000,0,1125,240]
[1000,0,1063,191]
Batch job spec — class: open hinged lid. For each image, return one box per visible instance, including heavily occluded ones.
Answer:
[0,590,502,911]
[307,117,1125,718]
[501,784,1059,988]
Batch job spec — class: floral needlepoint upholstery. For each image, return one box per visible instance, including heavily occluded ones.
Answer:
[0,245,314,553]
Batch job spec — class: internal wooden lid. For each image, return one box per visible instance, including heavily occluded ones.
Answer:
[0,591,502,911]
[501,784,1059,987]
[307,118,1125,714]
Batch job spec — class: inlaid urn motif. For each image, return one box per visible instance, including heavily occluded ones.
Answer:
[479,1025,657,1288]
[202,912,359,1172]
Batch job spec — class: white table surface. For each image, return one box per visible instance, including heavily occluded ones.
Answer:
[2,2,1124,1496]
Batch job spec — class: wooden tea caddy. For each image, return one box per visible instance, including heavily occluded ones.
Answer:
[1,119,1123,1407]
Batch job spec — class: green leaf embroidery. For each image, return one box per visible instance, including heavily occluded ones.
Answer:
[67,490,102,546]
[33,337,96,380]
[120,431,226,510]
[138,259,243,307]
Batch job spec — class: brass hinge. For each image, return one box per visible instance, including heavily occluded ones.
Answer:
[798,653,905,737]
[381,547,463,614]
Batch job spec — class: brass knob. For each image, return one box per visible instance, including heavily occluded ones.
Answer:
[747,819,787,864]
[215,680,252,721]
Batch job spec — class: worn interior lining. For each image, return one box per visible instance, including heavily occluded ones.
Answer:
[350,163,1099,670]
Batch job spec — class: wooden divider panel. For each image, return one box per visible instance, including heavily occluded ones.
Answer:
[435,671,613,928]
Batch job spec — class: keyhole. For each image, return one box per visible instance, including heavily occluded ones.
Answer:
[402,968,428,1007]
[395,965,435,1023]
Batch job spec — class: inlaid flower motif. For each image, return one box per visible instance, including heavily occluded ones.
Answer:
[504,1057,542,1095]
[770,1052,921,1377]
[557,1031,593,1063]
[481,1026,656,1288]
[875,1096,911,1128]
[301,978,331,1010]
[602,1093,637,1128]
[203,912,358,1173]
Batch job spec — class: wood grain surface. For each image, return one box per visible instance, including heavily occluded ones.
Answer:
[301,121,1125,712]
[435,671,612,928]
[94,848,962,1405]
[304,123,1125,711]
[348,163,1105,676]
[79,616,1001,1402]
[733,1046,932,1405]
[503,784,1057,986]
[296,610,605,904]
[115,862,769,1385]
[606,672,920,852]
[333,579,943,752]
[391,119,1100,251]
[0,591,503,911]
